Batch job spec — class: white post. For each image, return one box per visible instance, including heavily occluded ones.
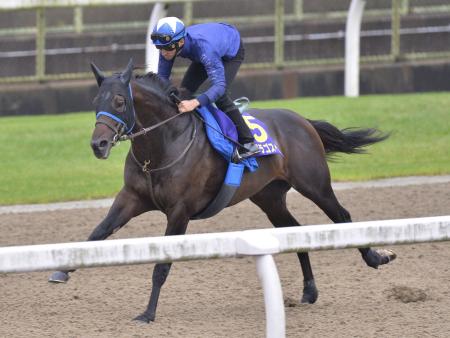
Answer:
[236,232,285,338]
[345,0,366,97]
[145,3,169,73]
[256,255,286,338]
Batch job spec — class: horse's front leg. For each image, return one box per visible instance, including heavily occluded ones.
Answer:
[48,187,152,283]
[135,206,190,323]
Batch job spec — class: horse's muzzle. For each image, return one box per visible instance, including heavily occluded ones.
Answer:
[91,137,112,159]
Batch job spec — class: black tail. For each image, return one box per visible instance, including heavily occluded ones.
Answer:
[307,119,389,156]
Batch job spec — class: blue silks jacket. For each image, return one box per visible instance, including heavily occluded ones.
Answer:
[158,23,241,107]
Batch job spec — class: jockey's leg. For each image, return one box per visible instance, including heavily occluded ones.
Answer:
[218,96,259,159]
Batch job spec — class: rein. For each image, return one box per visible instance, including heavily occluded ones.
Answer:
[119,109,190,142]
[119,102,196,172]
[130,113,198,173]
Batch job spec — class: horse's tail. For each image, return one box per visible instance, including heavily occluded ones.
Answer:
[307,119,389,156]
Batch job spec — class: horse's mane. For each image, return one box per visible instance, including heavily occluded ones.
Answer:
[134,71,178,105]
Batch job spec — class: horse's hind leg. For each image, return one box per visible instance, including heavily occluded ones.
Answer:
[48,187,151,283]
[250,181,318,304]
[292,174,396,269]
[318,192,396,268]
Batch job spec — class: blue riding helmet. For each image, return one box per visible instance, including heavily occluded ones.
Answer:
[151,17,186,48]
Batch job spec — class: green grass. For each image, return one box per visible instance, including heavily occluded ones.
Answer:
[0,113,128,204]
[255,92,450,180]
[0,92,449,205]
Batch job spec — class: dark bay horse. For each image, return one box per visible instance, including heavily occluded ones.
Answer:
[49,60,396,323]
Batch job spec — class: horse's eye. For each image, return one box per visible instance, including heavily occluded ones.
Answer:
[112,95,126,112]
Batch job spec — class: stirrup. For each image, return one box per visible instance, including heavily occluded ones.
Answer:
[231,148,242,163]
[232,144,261,162]
[233,97,250,113]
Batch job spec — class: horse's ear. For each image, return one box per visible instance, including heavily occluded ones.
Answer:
[90,62,105,87]
[121,58,134,84]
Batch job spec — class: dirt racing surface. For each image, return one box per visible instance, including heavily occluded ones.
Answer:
[1,182,449,337]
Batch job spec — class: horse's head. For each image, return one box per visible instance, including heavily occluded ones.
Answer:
[90,59,135,159]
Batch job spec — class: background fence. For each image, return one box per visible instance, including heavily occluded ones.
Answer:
[1,0,450,83]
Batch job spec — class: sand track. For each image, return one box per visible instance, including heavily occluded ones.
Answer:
[1,182,449,337]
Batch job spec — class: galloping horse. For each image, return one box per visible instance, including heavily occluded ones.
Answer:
[49,60,395,323]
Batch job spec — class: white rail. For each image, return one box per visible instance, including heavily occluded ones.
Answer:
[1,216,450,337]
[3,216,450,273]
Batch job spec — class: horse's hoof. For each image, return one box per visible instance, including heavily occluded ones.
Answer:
[48,271,70,283]
[363,248,397,269]
[301,279,318,304]
[377,248,397,264]
[133,313,154,323]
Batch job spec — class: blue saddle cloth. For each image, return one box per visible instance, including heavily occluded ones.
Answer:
[196,105,259,172]
[196,104,283,172]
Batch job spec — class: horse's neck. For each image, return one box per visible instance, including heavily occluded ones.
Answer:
[132,85,194,165]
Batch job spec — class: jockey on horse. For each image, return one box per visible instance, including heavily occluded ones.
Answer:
[151,16,261,159]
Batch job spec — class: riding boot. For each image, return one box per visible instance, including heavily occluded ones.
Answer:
[226,108,254,144]
[226,108,261,160]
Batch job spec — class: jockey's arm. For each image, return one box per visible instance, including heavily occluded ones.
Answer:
[158,54,174,80]
[195,51,227,107]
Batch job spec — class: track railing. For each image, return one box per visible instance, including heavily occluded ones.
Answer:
[1,215,450,337]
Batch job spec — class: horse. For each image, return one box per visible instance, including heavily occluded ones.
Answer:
[49,59,396,323]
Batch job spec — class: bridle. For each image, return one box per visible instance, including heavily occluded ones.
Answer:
[95,85,197,172]
[95,113,126,146]
[95,84,136,146]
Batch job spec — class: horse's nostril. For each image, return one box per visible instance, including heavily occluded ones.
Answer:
[99,140,108,148]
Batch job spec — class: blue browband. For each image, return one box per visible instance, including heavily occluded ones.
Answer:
[96,84,136,134]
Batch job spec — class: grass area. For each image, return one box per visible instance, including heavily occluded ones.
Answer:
[0,92,449,205]
[0,113,128,205]
[256,92,450,180]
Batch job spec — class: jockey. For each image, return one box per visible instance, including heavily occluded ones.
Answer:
[151,16,260,159]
